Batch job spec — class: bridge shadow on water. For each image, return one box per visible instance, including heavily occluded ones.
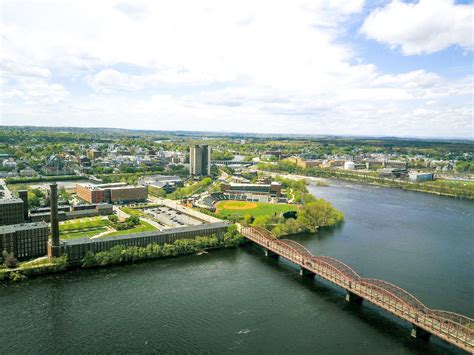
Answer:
[241,243,464,355]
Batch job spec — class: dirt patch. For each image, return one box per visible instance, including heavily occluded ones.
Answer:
[219,201,258,210]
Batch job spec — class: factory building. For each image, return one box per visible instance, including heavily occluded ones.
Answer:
[29,203,113,223]
[0,198,24,225]
[0,189,29,225]
[59,222,229,263]
[189,145,211,176]
[76,183,148,204]
[0,221,48,259]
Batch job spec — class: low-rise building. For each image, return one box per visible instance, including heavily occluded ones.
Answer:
[139,175,183,192]
[344,161,355,170]
[29,203,113,222]
[409,172,435,182]
[221,181,282,198]
[87,149,103,160]
[287,157,322,169]
[19,168,38,177]
[2,159,17,170]
[42,154,73,176]
[76,183,148,204]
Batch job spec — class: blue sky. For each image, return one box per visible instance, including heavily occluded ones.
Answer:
[1,0,472,138]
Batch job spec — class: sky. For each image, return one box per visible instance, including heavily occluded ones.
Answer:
[0,0,473,138]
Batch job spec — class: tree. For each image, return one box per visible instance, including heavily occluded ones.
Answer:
[243,214,255,226]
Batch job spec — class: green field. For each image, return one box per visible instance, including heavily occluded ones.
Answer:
[60,217,109,232]
[58,216,157,239]
[216,201,297,218]
[59,217,110,239]
[105,221,156,237]
[61,227,110,240]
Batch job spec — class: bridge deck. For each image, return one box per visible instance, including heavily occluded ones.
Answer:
[240,226,474,353]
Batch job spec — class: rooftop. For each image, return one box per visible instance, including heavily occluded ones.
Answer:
[62,221,229,245]
[0,221,48,233]
[0,198,23,205]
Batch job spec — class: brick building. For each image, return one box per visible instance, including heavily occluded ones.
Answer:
[76,183,148,204]
[0,221,49,259]
[0,198,25,225]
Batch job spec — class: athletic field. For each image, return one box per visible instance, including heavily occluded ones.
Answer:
[215,201,297,218]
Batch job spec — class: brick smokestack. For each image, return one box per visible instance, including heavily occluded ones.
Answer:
[50,183,60,247]
[18,190,28,222]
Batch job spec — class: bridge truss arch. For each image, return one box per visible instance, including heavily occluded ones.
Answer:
[240,226,474,352]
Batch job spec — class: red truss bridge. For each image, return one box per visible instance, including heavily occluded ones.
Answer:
[240,226,473,353]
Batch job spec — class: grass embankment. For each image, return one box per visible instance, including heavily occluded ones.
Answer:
[1,227,244,282]
[0,256,68,281]
[82,226,243,267]
[216,201,296,219]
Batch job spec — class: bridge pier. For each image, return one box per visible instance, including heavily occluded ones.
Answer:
[411,325,431,340]
[299,267,315,278]
[345,290,363,304]
[264,249,279,260]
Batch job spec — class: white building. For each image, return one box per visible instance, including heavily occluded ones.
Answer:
[344,161,355,170]
[2,159,17,169]
[409,172,434,182]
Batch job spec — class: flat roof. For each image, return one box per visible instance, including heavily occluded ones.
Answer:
[62,221,229,245]
[0,198,23,205]
[228,183,272,188]
[77,182,144,191]
[0,221,48,233]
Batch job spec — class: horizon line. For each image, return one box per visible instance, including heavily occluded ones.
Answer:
[1,124,473,142]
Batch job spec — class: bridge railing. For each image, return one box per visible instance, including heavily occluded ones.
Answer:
[240,226,474,352]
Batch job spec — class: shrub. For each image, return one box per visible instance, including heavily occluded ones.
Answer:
[2,251,18,269]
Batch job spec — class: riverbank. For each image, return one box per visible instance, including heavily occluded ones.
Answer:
[0,227,245,282]
[261,168,474,200]
[2,179,470,354]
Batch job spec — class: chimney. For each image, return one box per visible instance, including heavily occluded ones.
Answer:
[50,183,60,247]
[18,190,29,222]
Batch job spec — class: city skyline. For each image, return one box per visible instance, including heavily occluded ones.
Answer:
[1,0,473,138]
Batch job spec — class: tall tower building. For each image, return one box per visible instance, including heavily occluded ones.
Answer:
[189,145,211,176]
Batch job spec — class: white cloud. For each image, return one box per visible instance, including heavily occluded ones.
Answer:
[3,78,69,105]
[361,0,474,55]
[0,0,472,138]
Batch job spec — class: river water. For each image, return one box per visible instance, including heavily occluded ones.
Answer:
[1,181,472,354]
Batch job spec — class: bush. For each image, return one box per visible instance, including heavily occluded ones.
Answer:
[80,231,244,267]
[2,251,18,269]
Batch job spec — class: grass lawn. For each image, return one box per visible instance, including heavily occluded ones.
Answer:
[57,216,157,239]
[60,216,109,232]
[61,226,110,240]
[105,220,157,237]
[215,201,297,218]
[120,207,146,217]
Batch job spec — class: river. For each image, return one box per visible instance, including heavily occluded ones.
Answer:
[1,181,472,354]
